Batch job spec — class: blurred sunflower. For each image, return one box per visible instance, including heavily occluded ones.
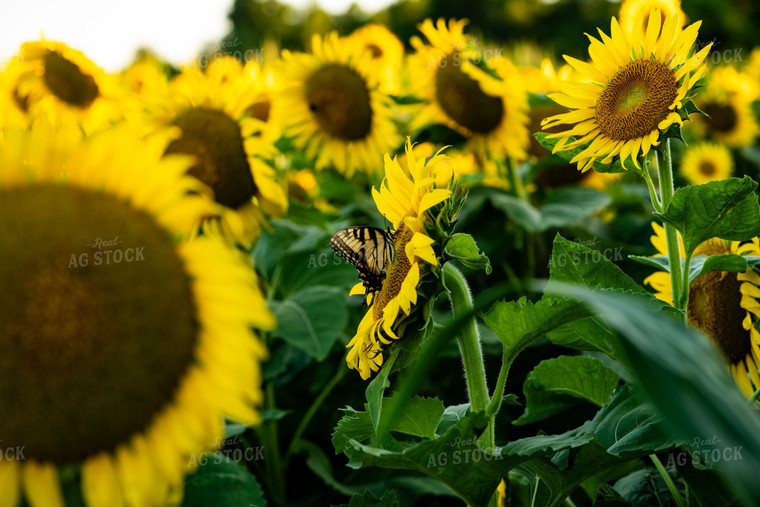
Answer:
[346,139,457,379]
[347,24,405,94]
[691,65,759,148]
[679,142,733,185]
[644,223,760,398]
[409,18,530,162]
[139,56,288,247]
[242,59,284,142]
[618,0,687,38]
[0,124,273,505]
[4,40,121,133]
[277,32,402,177]
[542,10,711,172]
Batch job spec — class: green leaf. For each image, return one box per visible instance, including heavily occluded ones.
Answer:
[586,384,679,456]
[332,407,376,456]
[223,421,248,439]
[366,349,398,432]
[183,456,266,507]
[444,233,492,273]
[269,286,347,361]
[488,188,611,233]
[260,409,291,422]
[343,412,505,507]
[630,254,750,284]
[545,283,760,505]
[514,356,619,425]
[545,317,617,356]
[333,490,399,507]
[381,394,445,439]
[533,132,631,173]
[676,460,742,507]
[435,403,471,436]
[655,176,760,256]
[547,234,649,294]
[297,439,361,497]
[481,296,588,365]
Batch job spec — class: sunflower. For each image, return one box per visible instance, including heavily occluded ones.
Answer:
[0,123,274,505]
[347,24,405,95]
[4,40,121,133]
[679,142,733,185]
[690,65,759,148]
[277,32,402,178]
[408,18,530,162]
[618,0,687,38]
[644,223,760,398]
[542,10,711,172]
[346,139,456,379]
[137,56,288,247]
[242,60,284,142]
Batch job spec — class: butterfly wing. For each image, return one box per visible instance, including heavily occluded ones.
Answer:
[330,226,395,304]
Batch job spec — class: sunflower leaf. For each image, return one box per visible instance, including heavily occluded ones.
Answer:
[444,233,492,273]
[183,456,266,507]
[269,285,347,361]
[332,489,399,507]
[656,176,760,256]
[687,254,750,283]
[544,283,760,505]
[514,355,619,425]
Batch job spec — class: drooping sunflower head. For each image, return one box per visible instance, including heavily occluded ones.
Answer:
[138,56,288,247]
[409,18,530,161]
[346,139,460,379]
[618,0,687,39]
[0,123,274,505]
[679,141,733,185]
[690,65,759,148]
[277,31,402,178]
[347,24,405,94]
[644,223,760,399]
[5,40,121,132]
[542,10,711,172]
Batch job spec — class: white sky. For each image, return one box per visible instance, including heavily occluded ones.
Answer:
[0,0,394,72]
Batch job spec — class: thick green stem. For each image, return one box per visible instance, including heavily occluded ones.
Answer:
[443,262,494,451]
[656,141,688,314]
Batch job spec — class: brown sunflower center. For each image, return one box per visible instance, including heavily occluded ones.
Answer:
[42,51,99,108]
[698,160,717,177]
[367,44,383,58]
[0,185,198,463]
[373,223,415,321]
[304,64,372,141]
[595,59,678,141]
[702,102,738,133]
[687,270,751,364]
[435,53,504,134]
[247,100,271,123]
[165,107,257,209]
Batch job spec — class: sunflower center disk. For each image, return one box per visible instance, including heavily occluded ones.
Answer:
[366,44,384,58]
[435,53,503,134]
[373,224,415,321]
[166,107,257,209]
[595,59,677,141]
[687,270,751,364]
[43,51,99,108]
[304,64,372,141]
[698,160,717,176]
[0,186,198,464]
[247,100,271,123]
[702,103,738,133]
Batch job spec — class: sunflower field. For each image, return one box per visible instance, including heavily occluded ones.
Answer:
[4,0,760,505]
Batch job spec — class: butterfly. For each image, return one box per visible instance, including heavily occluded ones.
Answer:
[330,226,396,306]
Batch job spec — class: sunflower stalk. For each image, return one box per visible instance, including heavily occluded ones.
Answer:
[655,140,689,315]
[443,262,495,452]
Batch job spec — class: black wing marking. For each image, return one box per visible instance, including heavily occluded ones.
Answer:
[330,226,396,305]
